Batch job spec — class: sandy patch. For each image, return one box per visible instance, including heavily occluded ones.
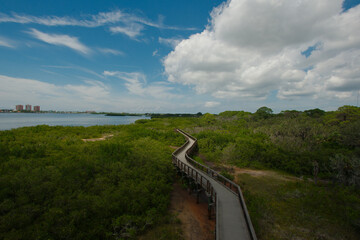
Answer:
[222,165,300,182]
[82,134,114,142]
[170,181,215,240]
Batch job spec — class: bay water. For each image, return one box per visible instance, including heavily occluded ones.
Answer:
[0,113,149,130]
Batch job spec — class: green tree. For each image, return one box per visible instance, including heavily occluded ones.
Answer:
[339,120,360,148]
[255,106,273,120]
[336,105,360,122]
[330,154,360,187]
[201,113,216,124]
[304,108,325,118]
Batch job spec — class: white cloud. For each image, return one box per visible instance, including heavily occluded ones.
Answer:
[109,24,143,39]
[89,10,124,27]
[0,74,110,110]
[163,0,360,103]
[28,28,90,54]
[159,37,182,48]
[0,10,123,27]
[0,36,15,48]
[152,49,159,56]
[43,65,105,79]
[0,10,196,40]
[104,71,146,95]
[103,71,181,99]
[205,101,220,108]
[0,74,188,112]
[98,48,124,56]
[64,80,110,101]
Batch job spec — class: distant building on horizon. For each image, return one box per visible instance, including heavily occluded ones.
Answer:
[16,105,23,111]
[26,104,32,111]
[34,106,40,112]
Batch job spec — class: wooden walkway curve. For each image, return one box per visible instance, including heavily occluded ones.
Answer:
[172,129,257,240]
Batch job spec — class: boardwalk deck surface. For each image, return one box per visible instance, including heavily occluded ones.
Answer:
[174,132,253,240]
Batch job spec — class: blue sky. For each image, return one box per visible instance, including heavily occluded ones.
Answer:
[0,0,359,113]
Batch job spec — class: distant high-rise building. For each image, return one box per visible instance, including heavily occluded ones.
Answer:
[25,104,32,111]
[16,105,23,111]
[34,106,40,112]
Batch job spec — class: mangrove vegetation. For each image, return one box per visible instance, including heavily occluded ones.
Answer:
[0,105,359,239]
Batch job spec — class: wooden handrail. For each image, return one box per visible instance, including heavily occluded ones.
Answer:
[171,134,217,205]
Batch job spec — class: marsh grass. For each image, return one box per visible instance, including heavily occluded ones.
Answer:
[238,171,360,240]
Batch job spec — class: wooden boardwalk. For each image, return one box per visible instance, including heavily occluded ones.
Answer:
[172,129,257,240]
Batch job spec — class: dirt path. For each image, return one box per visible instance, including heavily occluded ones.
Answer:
[170,181,215,240]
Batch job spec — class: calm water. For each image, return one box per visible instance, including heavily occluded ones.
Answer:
[0,113,149,130]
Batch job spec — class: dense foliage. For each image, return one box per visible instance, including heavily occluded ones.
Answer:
[191,106,360,187]
[0,123,186,239]
[150,113,202,118]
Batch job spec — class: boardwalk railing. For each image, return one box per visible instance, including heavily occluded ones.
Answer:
[175,129,257,240]
[172,157,217,204]
[171,131,217,207]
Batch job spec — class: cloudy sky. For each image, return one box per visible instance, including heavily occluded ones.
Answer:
[0,0,359,113]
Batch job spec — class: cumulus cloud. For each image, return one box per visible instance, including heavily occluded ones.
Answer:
[103,71,181,99]
[28,28,90,54]
[163,0,360,102]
